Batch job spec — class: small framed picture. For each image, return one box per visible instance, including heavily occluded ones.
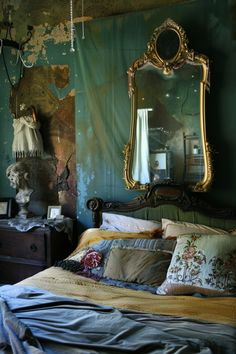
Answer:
[47,205,62,219]
[0,198,13,219]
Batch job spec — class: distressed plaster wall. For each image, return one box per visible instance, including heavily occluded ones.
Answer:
[0,0,236,230]
[10,65,76,217]
[0,35,76,217]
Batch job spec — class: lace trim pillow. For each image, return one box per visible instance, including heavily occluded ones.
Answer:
[156,234,236,296]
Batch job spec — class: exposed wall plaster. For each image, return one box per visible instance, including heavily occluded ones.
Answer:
[25,21,71,64]
[8,65,76,217]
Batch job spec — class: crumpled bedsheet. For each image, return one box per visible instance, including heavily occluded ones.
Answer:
[18,266,236,327]
[0,285,236,354]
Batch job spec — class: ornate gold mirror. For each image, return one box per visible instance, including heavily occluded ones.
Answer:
[124,18,212,191]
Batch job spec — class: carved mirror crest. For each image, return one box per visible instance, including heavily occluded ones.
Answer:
[124,18,212,192]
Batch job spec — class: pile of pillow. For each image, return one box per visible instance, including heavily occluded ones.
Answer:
[69,213,236,296]
[69,237,176,291]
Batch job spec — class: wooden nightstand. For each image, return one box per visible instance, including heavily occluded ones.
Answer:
[0,221,72,284]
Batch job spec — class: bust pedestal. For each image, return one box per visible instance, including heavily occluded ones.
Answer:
[15,189,33,218]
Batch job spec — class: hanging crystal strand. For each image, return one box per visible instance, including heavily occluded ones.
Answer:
[70,0,75,52]
[81,0,85,40]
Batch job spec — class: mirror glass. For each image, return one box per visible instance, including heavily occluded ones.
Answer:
[124,18,212,192]
[156,29,180,60]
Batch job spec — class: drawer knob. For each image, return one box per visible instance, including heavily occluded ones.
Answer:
[30,243,38,252]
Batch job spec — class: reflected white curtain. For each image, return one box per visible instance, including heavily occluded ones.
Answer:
[132,109,150,184]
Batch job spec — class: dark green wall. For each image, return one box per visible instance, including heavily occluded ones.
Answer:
[75,0,236,229]
[0,0,236,229]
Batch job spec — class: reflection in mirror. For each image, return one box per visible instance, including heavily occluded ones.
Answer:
[135,62,202,185]
[124,18,212,192]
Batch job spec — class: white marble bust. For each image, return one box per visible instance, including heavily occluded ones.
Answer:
[6,161,34,217]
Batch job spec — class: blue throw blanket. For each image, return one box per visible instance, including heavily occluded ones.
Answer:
[0,285,236,354]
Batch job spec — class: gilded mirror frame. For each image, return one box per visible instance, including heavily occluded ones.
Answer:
[124,18,212,192]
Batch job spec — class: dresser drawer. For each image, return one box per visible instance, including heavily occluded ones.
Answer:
[0,230,46,261]
[0,221,72,284]
[0,261,45,283]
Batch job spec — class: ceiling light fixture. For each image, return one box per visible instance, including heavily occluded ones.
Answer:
[0,3,33,53]
[0,21,33,86]
[0,5,34,86]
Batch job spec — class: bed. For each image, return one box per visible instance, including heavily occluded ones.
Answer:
[1,185,236,353]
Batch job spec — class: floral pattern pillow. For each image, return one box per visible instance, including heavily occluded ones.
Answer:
[156,234,236,296]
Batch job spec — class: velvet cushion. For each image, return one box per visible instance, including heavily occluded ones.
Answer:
[162,218,228,239]
[100,213,161,232]
[156,234,236,296]
[103,248,172,286]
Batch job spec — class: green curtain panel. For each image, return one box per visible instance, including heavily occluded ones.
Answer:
[74,0,213,228]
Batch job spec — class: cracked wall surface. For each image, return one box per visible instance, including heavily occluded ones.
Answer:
[0,0,189,62]
[9,65,76,217]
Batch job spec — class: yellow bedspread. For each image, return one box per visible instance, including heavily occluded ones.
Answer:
[18,266,236,327]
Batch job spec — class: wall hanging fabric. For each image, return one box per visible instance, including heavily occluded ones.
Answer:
[12,115,44,157]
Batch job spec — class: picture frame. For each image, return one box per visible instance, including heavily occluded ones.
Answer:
[149,149,172,182]
[47,205,62,219]
[0,198,13,219]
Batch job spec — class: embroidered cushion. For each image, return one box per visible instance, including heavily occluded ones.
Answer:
[80,249,103,269]
[156,234,236,296]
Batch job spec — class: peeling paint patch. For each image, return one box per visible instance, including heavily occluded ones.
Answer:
[76,163,95,212]
[69,89,75,97]
[24,21,71,63]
